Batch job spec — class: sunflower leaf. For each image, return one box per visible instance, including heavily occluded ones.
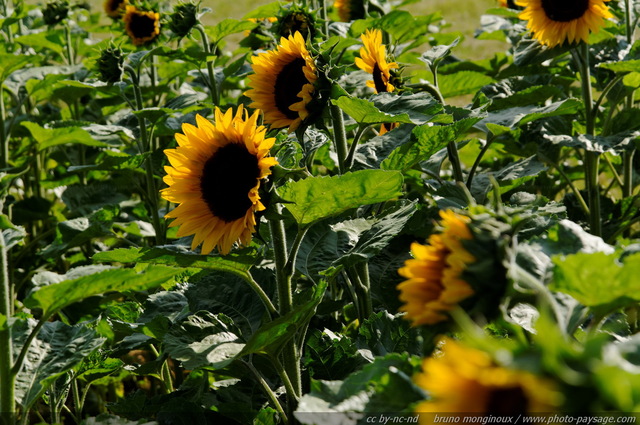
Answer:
[92,246,258,277]
[206,19,257,44]
[24,265,184,318]
[240,280,327,357]
[381,124,456,171]
[332,97,413,125]
[22,122,108,151]
[279,170,404,226]
[550,252,640,313]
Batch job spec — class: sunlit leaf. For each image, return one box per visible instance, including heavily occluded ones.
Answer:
[22,122,107,151]
[24,265,184,318]
[279,170,404,226]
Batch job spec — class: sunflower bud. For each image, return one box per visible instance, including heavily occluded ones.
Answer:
[168,2,198,39]
[103,0,128,18]
[276,9,316,40]
[96,44,125,84]
[43,0,70,26]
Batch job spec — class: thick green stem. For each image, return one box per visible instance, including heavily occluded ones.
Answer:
[354,262,372,320]
[64,24,74,65]
[0,87,7,169]
[344,125,367,171]
[243,273,278,317]
[467,135,495,189]
[421,80,464,183]
[0,230,15,425]
[268,212,302,402]
[126,66,165,245]
[623,150,635,199]
[330,104,348,174]
[576,43,602,237]
[195,25,218,108]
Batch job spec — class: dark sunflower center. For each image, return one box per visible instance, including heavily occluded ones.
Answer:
[485,386,528,415]
[540,0,590,22]
[372,63,388,94]
[108,0,124,12]
[130,13,156,39]
[200,143,261,223]
[274,57,308,120]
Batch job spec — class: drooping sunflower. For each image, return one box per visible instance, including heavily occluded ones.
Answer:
[123,5,161,46]
[414,338,562,417]
[104,0,127,18]
[516,0,613,48]
[245,31,318,132]
[397,210,476,326]
[161,106,278,255]
[355,28,399,94]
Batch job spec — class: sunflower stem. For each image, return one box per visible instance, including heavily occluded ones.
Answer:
[243,360,289,425]
[64,24,74,66]
[355,262,372,320]
[0,86,7,169]
[576,43,602,237]
[344,125,367,170]
[125,66,166,245]
[0,228,15,425]
[330,103,348,174]
[424,80,464,183]
[243,272,278,318]
[268,210,302,403]
[467,133,495,190]
[195,25,219,108]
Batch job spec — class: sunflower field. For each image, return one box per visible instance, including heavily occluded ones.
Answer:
[2,0,640,423]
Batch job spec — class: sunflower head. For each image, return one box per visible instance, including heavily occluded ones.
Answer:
[161,106,278,255]
[245,31,319,132]
[516,0,613,47]
[43,0,70,26]
[275,8,317,40]
[355,28,399,94]
[168,1,198,39]
[104,0,128,18]
[397,209,509,326]
[333,0,365,22]
[123,5,161,46]
[414,337,562,417]
[96,43,125,84]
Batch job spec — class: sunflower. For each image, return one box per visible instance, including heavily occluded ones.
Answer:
[104,0,127,18]
[161,106,278,255]
[414,338,562,417]
[516,0,613,47]
[397,210,475,326]
[355,28,399,94]
[245,31,318,132]
[123,5,161,46]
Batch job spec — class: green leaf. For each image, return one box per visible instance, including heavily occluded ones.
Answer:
[163,311,244,370]
[184,271,268,336]
[550,252,640,313]
[357,311,422,357]
[478,98,582,132]
[42,206,119,258]
[333,201,417,268]
[21,122,107,151]
[0,53,34,82]
[381,124,455,171]
[242,1,282,19]
[206,19,257,43]
[93,245,258,279]
[332,96,412,125]
[372,92,444,125]
[15,32,65,56]
[77,352,125,385]
[14,320,106,409]
[279,170,404,226]
[598,59,640,73]
[419,38,460,70]
[241,281,327,357]
[544,132,639,153]
[24,265,183,318]
[439,71,494,98]
[296,353,422,418]
[303,329,364,381]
